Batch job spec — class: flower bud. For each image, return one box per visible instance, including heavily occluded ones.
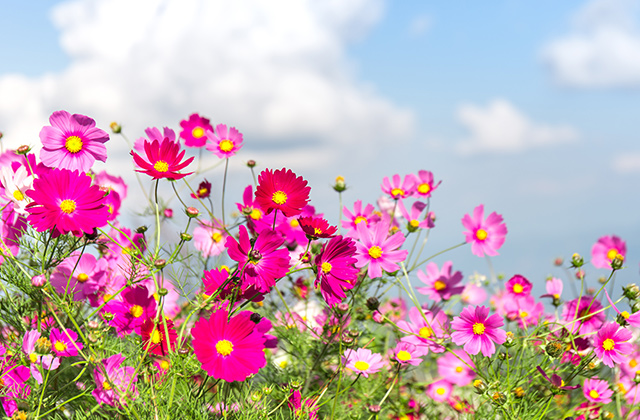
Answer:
[611,254,624,270]
[136,225,148,234]
[368,405,381,413]
[333,175,347,192]
[250,313,262,323]
[513,387,525,398]
[491,392,506,405]
[180,232,192,241]
[341,335,354,345]
[102,312,115,321]
[545,341,564,358]
[262,385,273,395]
[575,269,585,280]
[473,379,486,393]
[372,310,384,323]
[336,303,349,314]
[164,208,173,218]
[366,297,380,311]
[289,379,303,390]
[0,131,3,140]
[553,257,564,266]
[31,274,46,287]
[110,122,121,133]
[623,284,640,300]
[598,276,608,284]
[157,287,168,296]
[632,302,640,314]
[571,253,584,268]
[503,331,516,348]
[246,159,256,168]
[186,207,199,218]
[16,145,31,155]
[154,259,167,269]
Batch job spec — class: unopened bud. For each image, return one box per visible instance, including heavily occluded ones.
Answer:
[102,312,115,321]
[333,175,347,192]
[473,379,487,393]
[110,122,121,134]
[372,310,384,323]
[157,287,168,296]
[154,259,167,269]
[366,297,379,311]
[554,257,564,266]
[336,303,349,314]
[623,284,639,300]
[250,313,262,323]
[368,405,381,413]
[16,145,30,155]
[611,254,624,270]
[503,331,516,348]
[575,269,585,280]
[0,131,3,140]
[136,225,148,234]
[513,387,525,398]
[491,391,506,405]
[598,276,608,284]
[246,159,256,168]
[164,208,173,218]
[545,341,564,358]
[341,335,354,345]
[290,379,303,390]
[180,232,192,241]
[186,207,199,217]
[571,253,584,268]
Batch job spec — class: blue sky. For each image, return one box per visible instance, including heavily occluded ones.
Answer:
[0,0,638,295]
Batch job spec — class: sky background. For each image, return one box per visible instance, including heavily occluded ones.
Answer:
[0,0,639,298]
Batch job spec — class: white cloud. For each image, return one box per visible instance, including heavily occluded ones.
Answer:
[612,152,640,172]
[455,99,578,154]
[408,15,430,37]
[0,0,414,171]
[542,0,640,87]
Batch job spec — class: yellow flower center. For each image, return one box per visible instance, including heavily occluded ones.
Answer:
[419,327,432,338]
[54,341,67,352]
[607,248,619,261]
[368,246,382,259]
[397,350,411,361]
[272,191,287,205]
[519,310,529,318]
[589,389,600,399]
[12,190,24,201]
[290,219,299,227]
[159,360,170,370]
[391,188,405,198]
[630,359,637,368]
[250,209,262,220]
[151,329,162,344]
[192,127,205,138]
[436,387,446,395]
[153,160,169,172]
[219,139,234,152]
[455,366,464,373]
[216,339,233,356]
[354,360,370,371]
[314,227,323,235]
[129,305,143,318]
[354,216,367,225]
[77,273,89,283]
[434,280,446,291]
[29,353,37,363]
[65,135,83,153]
[212,232,223,243]
[198,187,208,196]
[475,229,488,241]
[621,311,630,319]
[602,338,615,351]
[409,220,420,228]
[472,322,485,335]
[512,283,524,294]
[417,183,431,194]
[618,382,627,393]
[59,199,76,214]
[102,381,111,390]
[321,262,332,273]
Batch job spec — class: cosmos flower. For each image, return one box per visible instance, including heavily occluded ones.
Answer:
[131,137,194,180]
[397,307,449,354]
[92,353,138,407]
[505,274,532,297]
[411,170,441,198]
[604,289,640,328]
[541,277,563,301]
[451,305,507,357]
[342,348,384,378]
[341,200,380,237]
[427,379,452,402]
[561,297,605,335]
[591,235,626,269]
[0,165,33,215]
[39,110,109,172]
[191,309,267,382]
[206,124,244,158]
[254,168,310,217]
[50,252,109,301]
[594,322,633,368]
[354,218,408,279]
[416,261,464,302]
[299,216,337,240]
[461,204,507,257]
[437,350,475,386]
[536,366,580,390]
[392,342,425,367]
[25,168,110,237]
[381,174,415,200]
[191,179,212,199]
[503,295,544,329]
[102,286,157,337]
[180,113,213,148]
[0,345,30,418]
[22,330,60,384]
[397,200,434,232]
[193,219,227,258]
[49,327,84,358]
[141,318,177,357]
[314,235,359,307]
[583,378,613,404]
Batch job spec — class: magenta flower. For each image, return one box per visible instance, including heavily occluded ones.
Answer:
[604,289,640,328]
[191,179,212,199]
[392,342,425,366]
[25,168,110,237]
[451,305,507,357]
[0,346,30,418]
[505,274,531,297]
[50,252,108,301]
[314,235,359,307]
[411,170,441,198]
[206,124,244,158]
[536,366,580,390]
[591,235,626,269]
[416,261,464,302]
[299,216,337,240]
[594,322,633,368]
[49,327,84,357]
[398,200,434,232]
[436,350,475,386]
[461,204,507,257]
[341,200,380,237]
[39,110,109,172]
[191,309,267,382]
[342,348,384,378]
[92,353,138,407]
[193,220,227,258]
[226,225,290,293]
[561,297,605,335]
[102,286,157,337]
[397,307,449,354]
[180,113,213,147]
[354,219,408,279]
[131,137,194,180]
[255,168,311,217]
[381,174,415,200]
[583,378,613,403]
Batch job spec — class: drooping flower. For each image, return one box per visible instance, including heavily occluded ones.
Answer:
[437,350,475,386]
[141,318,177,357]
[451,305,507,357]
[39,110,109,172]
[354,218,408,279]
[180,113,213,147]
[505,274,532,297]
[461,204,507,257]
[342,348,384,378]
[591,235,626,269]
[314,235,359,307]
[299,216,337,240]
[541,277,563,301]
[191,179,212,199]
[131,137,194,180]
[583,378,613,404]
[92,353,138,407]
[0,207,27,266]
[25,168,110,237]
[397,307,449,354]
[536,366,580,390]
[341,200,380,237]
[193,219,227,258]
[50,252,109,301]
[49,327,84,358]
[225,225,290,293]
[416,261,464,302]
[604,289,640,328]
[594,322,633,368]
[206,124,244,158]
[411,170,441,199]
[191,309,267,382]
[254,168,311,217]
[397,200,434,232]
[381,174,415,200]
[561,297,605,335]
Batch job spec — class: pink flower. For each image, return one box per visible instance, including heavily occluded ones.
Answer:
[49,327,84,357]
[206,124,244,158]
[102,286,157,337]
[314,235,359,307]
[604,289,640,327]
[461,204,507,257]
[254,168,311,217]
[341,200,380,237]
[411,170,441,198]
[381,174,415,200]
[505,274,532,297]
[39,110,109,172]
[131,137,194,180]
[342,348,384,378]
[299,216,337,240]
[451,305,507,357]
[591,235,626,269]
[437,350,475,386]
[25,169,110,237]
[22,330,60,384]
[461,283,487,305]
[0,165,34,215]
[392,342,425,366]
[50,252,108,301]
[180,113,213,148]
[354,218,408,279]
[416,261,464,302]
[398,200,434,232]
[503,295,544,329]
[191,309,267,382]
[193,220,227,258]
[397,307,449,354]
[379,297,407,322]
[561,297,605,335]
[583,378,613,403]
[226,225,290,293]
[541,277,563,300]
[594,322,633,368]
[92,353,138,407]
[427,379,452,402]
[0,346,30,418]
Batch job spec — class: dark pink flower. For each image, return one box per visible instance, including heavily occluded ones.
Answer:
[561,297,604,335]
[461,204,507,257]
[299,216,337,239]
[451,305,507,357]
[505,274,532,297]
[102,286,157,337]
[50,327,84,357]
[131,137,194,180]
[594,322,633,368]
[191,179,212,199]
[255,168,311,217]
[180,113,213,147]
[92,353,138,407]
[314,235,359,307]
[141,318,177,357]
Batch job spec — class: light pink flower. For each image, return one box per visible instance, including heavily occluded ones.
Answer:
[354,218,408,279]
[206,124,244,158]
[397,307,449,354]
[341,200,380,237]
[342,348,384,378]
[591,235,626,269]
[427,379,452,402]
[381,174,415,200]
[461,204,507,257]
[392,342,426,366]
[583,378,613,403]
[193,220,227,258]
[416,261,464,302]
[437,350,475,386]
